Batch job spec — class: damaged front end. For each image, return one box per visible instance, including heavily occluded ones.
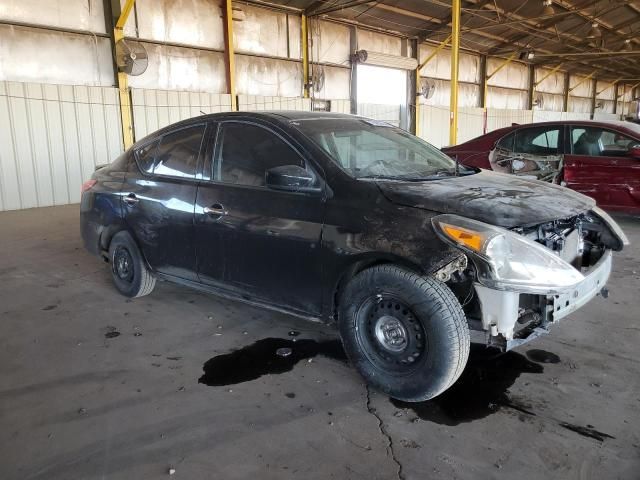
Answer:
[432,208,628,351]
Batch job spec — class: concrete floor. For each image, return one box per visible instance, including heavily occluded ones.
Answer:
[1,204,639,480]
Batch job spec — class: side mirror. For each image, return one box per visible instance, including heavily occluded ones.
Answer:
[629,145,640,159]
[265,165,320,193]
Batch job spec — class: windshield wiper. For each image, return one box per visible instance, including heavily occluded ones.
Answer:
[396,169,456,180]
[357,174,401,180]
[358,168,476,181]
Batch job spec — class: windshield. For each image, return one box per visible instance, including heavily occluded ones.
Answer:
[292,118,472,180]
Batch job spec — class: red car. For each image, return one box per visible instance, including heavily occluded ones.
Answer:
[443,120,640,214]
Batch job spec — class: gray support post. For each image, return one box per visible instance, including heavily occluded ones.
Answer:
[562,71,570,112]
[349,26,358,115]
[590,78,597,120]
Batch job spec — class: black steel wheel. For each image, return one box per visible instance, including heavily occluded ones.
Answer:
[339,265,470,402]
[108,231,156,298]
[356,295,426,374]
[113,246,135,284]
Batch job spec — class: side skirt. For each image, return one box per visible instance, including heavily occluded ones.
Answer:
[154,272,326,325]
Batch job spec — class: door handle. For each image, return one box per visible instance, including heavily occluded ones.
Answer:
[123,193,139,205]
[204,204,228,217]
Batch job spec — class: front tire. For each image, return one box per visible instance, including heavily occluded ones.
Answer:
[108,231,156,298]
[339,265,470,401]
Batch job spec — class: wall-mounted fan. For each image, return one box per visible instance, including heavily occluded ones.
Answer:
[418,79,436,100]
[116,39,148,76]
[532,94,544,108]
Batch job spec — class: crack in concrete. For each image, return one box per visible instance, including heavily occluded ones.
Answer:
[365,385,405,480]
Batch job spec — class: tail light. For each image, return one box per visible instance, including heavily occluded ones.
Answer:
[81,179,97,193]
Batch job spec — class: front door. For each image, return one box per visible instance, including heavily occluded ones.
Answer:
[122,123,208,281]
[563,125,640,212]
[195,120,325,316]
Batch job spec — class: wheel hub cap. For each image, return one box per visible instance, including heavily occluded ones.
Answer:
[114,247,133,281]
[374,315,408,352]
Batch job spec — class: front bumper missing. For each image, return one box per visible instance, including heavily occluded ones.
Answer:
[473,249,613,350]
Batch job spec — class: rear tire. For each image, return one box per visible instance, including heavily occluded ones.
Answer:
[338,265,469,401]
[108,231,156,298]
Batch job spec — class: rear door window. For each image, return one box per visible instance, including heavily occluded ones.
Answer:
[514,126,561,155]
[154,125,206,178]
[214,122,305,187]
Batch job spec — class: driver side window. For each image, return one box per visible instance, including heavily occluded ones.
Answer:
[571,126,636,157]
[214,122,305,187]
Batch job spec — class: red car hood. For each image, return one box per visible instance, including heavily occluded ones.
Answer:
[376,170,596,228]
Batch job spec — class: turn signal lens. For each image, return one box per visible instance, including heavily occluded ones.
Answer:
[432,214,584,294]
[442,224,484,252]
[81,179,97,193]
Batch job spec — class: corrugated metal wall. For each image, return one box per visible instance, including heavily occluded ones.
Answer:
[0,81,122,211]
[357,103,402,127]
[486,109,534,132]
[131,89,232,141]
[237,95,311,112]
[330,100,351,114]
[533,110,590,122]
[418,106,450,148]
[418,106,486,148]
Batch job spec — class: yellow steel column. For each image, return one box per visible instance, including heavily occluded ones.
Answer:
[114,0,135,149]
[301,14,310,98]
[449,0,461,146]
[223,0,237,110]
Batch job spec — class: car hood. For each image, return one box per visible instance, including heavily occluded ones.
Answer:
[376,170,596,228]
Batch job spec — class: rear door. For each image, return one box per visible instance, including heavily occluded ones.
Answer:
[563,125,640,211]
[122,123,208,281]
[195,119,325,316]
[488,124,564,181]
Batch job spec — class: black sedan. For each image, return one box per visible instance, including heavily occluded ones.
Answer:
[81,111,626,401]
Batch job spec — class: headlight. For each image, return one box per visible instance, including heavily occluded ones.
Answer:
[432,214,584,294]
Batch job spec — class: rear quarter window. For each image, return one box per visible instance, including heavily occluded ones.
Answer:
[135,140,159,174]
[154,125,205,179]
[496,132,515,151]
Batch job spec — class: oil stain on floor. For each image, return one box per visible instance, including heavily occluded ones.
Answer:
[198,337,348,386]
[526,349,561,364]
[390,346,544,426]
[559,422,615,441]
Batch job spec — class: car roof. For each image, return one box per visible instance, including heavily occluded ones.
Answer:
[186,110,360,124]
[511,119,639,132]
[445,118,640,150]
[131,111,369,148]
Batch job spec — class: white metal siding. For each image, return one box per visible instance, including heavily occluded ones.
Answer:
[237,95,311,112]
[0,81,122,211]
[593,112,622,122]
[357,103,402,126]
[418,105,450,148]
[418,106,485,148]
[329,99,351,114]
[131,89,232,141]
[486,108,533,132]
